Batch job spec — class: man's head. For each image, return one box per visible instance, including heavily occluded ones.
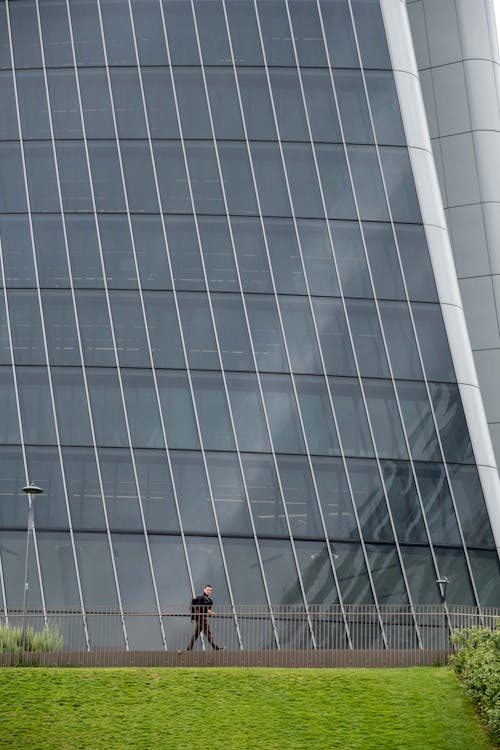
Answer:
[203,585,213,596]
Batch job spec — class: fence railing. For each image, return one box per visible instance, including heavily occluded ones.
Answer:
[1,605,498,668]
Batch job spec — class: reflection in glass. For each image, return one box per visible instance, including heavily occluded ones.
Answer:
[277,454,323,538]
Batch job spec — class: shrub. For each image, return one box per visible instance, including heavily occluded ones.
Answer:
[0,622,63,653]
[450,621,500,744]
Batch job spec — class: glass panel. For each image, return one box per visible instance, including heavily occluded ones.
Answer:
[149,535,190,610]
[74,531,119,607]
[346,299,390,377]
[366,71,405,146]
[206,452,252,534]
[295,375,339,456]
[395,224,438,302]
[222,539,268,605]
[8,290,45,365]
[178,292,219,370]
[251,143,291,217]
[261,373,305,454]
[79,67,114,138]
[219,142,258,216]
[429,383,475,464]
[277,454,323,538]
[363,379,408,460]
[62,447,106,530]
[142,67,179,139]
[163,0,199,65]
[88,142,126,212]
[9,1,42,68]
[206,68,244,140]
[70,0,105,66]
[100,0,136,65]
[313,297,356,376]
[86,368,128,447]
[25,445,68,528]
[153,141,191,213]
[366,544,408,607]
[298,219,340,296]
[434,547,475,606]
[198,216,238,293]
[259,539,303,605]
[212,294,253,372]
[100,447,142,529]
[0,368,21,444]
[165,215,204,291]
[130,0,168,66]
[122,369,164,449]
[257,0,295,66]
[269,68,308,141]
[295,541,338,606]
[16,70,51,140]
[312,456,359,541]
[330,220,372,297]
[0,215,35,287]
[302,69,341,144]
[42,290,80,367]
[414,462,461,546]
[400,546,440,605]
[381,461,427,544]
[413,304,455,382]
[265,218,306,295]
[65,215,103,288]
[157,371,199,450]
[111,536,158,642]
[39,0,73,68]
[397,381,441,462]
[232,217,273,294]
[448,464,495,547]
[52,367,93,446]
[132,215,172,291]
[335,69,373,145]
[110,67,147,139]
[241,453,288,536]
[330,377,374,458]
[98,215,137,288]
[288,0,327,66]
[227,373,270,451]
[174,67,211,139]
[37,532,81,608]
[347,458,393,542]
[316,145,356,220]
[281,296,322,374]
[185,142,224,215]
[135,449,179,532]
[334,542,374,604]
[351,0,391,69]
[348,145,389,221]
[121,141,159,213]
[226,1,263,66]
[47,69,82,139]
[143,291,184,369]
[17,366,57,445]
[380,147,421,224]
[0,291,9,365]
[171,451,215,533]
[194,0,231,65]
[362,222,405,301]
[283,143,324,218]
[237,68,276,141]
[0,143,27,212]
[31,215,69,288]
[76,290,115,366]
[191,371,235,451]
[320,0,358,68]
[109,290,150,368]
[379,301,423,380]
[24,142,59,212]
[468,550,500,608]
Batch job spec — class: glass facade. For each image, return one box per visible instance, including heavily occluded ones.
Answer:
[0,0,498,650]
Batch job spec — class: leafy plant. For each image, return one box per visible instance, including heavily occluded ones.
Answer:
[0,622,63,653]
[450,621,500,744]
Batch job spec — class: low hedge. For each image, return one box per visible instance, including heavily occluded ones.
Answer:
[450,621,500,745]
[0,622,63,653]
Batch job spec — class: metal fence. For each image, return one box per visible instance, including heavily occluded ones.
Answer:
[1,605,498,668]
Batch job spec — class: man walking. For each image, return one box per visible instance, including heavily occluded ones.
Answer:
[184,584,224,651]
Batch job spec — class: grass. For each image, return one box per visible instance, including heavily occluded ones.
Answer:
[0,667,495,750]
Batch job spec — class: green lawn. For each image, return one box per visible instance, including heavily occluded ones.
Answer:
[0,667,494,750]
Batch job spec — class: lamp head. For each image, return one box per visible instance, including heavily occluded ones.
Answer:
[22,485,44,495]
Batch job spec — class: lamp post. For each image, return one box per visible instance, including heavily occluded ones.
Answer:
[20,484,44,652]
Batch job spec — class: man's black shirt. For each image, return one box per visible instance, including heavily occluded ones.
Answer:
[193,594,213,617]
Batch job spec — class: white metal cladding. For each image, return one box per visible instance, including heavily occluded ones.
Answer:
[381,0,500,558]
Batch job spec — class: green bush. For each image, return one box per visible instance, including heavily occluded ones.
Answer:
[450,621,500,744]
[0,622,63,653]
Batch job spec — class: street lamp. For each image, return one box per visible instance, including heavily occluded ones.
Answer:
[20,484,44,652]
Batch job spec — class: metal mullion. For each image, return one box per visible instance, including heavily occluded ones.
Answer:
[189,0,285,650]
[0,551,7,622]
[33,0,95,650]
[285,0,422,646]
[253,0,387,647]
[93,0,185,650]
[348,0,482,616]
